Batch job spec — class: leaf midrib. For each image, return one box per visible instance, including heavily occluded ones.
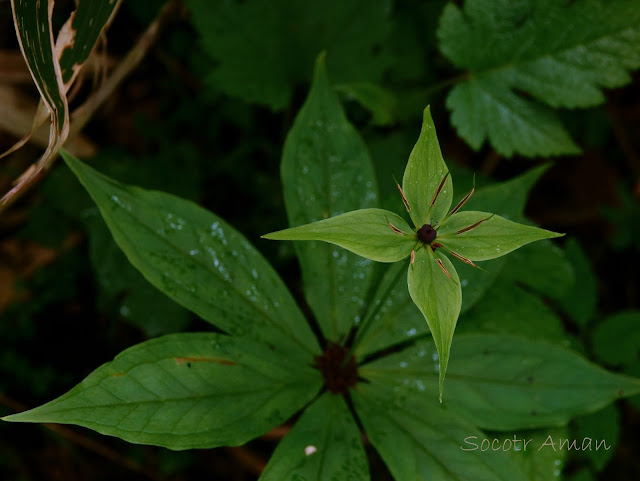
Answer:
[94,181,313,355]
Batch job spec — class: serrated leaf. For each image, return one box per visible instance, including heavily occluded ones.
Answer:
[3,333,323,449]
[352,384,528,481]
[280,54,378,341]
[592,311,640,367]
[437,211,563,261]
[61,150,320,357]
[445,77,579,157]
[438,0,640,156]
[402,106,452,227]
[407,248,461,401]
[264,208,415,262]
[186,0,392,109]
[259,393,368,481]
[360,334,640,430]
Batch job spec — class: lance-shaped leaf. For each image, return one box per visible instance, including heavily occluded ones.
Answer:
[407,248,461,401]
[259,393,368,481]
[352,383,528,481]
[280,53,379,341]
[2,333,323,449]
[455,164,551,312]
[359,335,640,430]
[264,208,415,263]
[402,106,452,227]
[61,150,320,358]
[437,211,563,261]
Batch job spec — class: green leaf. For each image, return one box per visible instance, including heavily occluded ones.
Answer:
[558,239,598,326]
[402,106,453,227]
[353,261,427,358]
[360,334,640,430]
[61,150,320,358]
[264,208,415,262]
[352,383,528,481]
[84,212,191,337]
[566,469,597,481]
[489,428,568,481]
[259,394,368,481]
[3,333,323,449]
[592,311,640,367]
[438,0,640,156]
[501,240,575,300]
[458,280,567,344]
[280,54,378,341]
[335,82,396,126]
[463,165,550,223]
[437,211,563,261]
[445,77,579,157]
[407,247,461,401]
[186,0,392,109]
[455,165,550,312]
[573,405,619,471]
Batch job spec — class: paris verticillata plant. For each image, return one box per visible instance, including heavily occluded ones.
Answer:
[3,55,640,481]
[264,104,563,401]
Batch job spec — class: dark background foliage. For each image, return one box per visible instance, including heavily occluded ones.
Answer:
[0,1,639,480]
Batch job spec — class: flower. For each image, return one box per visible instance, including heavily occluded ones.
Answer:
[264,106,563,400]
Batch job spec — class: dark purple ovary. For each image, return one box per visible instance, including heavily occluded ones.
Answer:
[417,224,437,244]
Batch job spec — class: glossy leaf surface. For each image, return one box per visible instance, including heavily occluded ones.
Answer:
[280,54,378,341]
[62,150,320,357]
[3,333,322,449]
[352,383,528,481]
[260,394,368,480]
[360,334,640,430]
